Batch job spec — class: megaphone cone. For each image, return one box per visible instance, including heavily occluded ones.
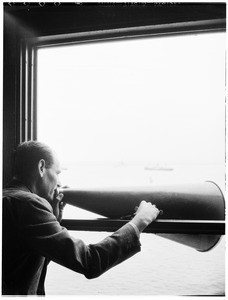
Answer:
[60,181,225,252]
[156,234,222,252]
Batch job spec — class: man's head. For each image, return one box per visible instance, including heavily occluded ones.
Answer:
[13,141,61,202]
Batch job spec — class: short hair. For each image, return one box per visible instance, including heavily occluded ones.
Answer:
[13,141,54,179]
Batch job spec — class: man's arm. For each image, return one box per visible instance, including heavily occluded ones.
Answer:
[20,195,144,279]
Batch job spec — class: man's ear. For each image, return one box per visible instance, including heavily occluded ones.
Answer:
[38,159,46,178]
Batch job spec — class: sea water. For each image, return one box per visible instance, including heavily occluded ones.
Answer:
[45,163,225,295]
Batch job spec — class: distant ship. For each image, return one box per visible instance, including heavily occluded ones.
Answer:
[144,164,173,171]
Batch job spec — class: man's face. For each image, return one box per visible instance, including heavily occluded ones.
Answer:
[39,155,62,202]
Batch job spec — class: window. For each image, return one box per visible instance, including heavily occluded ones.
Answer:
[37,32,225,190]
[36,32,225,295]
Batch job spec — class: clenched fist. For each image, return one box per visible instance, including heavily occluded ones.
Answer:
[131,200,160,233]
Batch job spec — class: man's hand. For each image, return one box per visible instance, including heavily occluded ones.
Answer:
[131,200,160,233]
[51,191,66,222]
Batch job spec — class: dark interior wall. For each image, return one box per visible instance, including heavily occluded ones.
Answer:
[3,2,226,186]
[4,3,226,36]
[3,12,22,186]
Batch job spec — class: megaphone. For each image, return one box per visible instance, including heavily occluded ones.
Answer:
[60,181,225,252]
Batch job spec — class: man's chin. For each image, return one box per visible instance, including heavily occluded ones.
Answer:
[46,194,54,203]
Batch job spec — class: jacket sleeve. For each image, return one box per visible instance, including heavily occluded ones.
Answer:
[20,195,141,279]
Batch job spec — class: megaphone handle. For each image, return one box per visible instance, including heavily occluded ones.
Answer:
[120,209,163,220]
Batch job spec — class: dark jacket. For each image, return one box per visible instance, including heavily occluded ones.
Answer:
[2,180,141,295]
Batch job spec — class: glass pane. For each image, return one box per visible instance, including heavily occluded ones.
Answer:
[37,33,225,191]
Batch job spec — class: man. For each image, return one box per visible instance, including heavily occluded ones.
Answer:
[2,141,160,295]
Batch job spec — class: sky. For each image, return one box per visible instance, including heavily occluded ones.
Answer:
[37,32,225,167]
